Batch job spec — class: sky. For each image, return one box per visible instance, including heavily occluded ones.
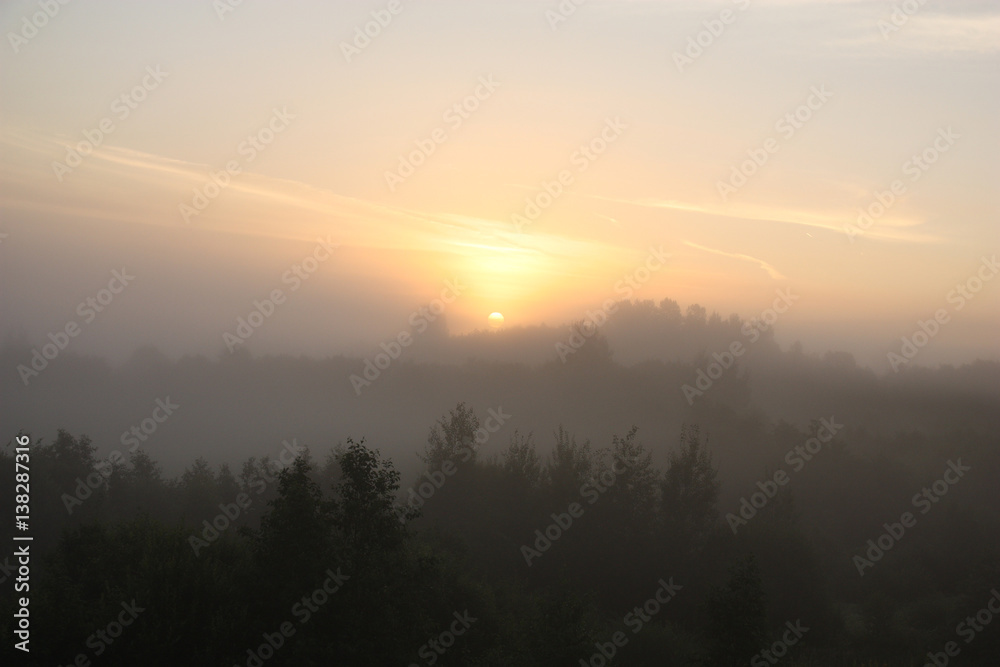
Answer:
[1,0,998,369]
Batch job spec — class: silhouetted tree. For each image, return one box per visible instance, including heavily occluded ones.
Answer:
[421,402,479,468]
[331,438,409,564]
[660,425,719,551]
[704,555,767,665]
[501,430,541,488]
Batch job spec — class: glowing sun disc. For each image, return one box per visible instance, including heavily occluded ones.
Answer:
[488,312,505,329]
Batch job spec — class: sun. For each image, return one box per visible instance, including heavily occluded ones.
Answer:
[488,312,505,329]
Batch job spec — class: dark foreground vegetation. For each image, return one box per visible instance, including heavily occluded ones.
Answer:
[2,399,998,665]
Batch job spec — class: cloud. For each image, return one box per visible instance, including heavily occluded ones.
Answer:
[594,194,946,245]
[682,240,786,280]
[0,126,633,279]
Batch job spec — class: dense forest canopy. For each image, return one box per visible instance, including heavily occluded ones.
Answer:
[2,300,998,664]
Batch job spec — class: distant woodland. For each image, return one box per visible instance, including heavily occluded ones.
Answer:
[2,299,998,664]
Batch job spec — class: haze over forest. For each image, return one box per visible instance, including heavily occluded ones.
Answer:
[1,0,998,665]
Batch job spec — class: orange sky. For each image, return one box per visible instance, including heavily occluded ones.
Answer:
[1,0,998,368]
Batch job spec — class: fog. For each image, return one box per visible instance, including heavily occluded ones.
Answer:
[2,214,998,372]
[2,0,999,663]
